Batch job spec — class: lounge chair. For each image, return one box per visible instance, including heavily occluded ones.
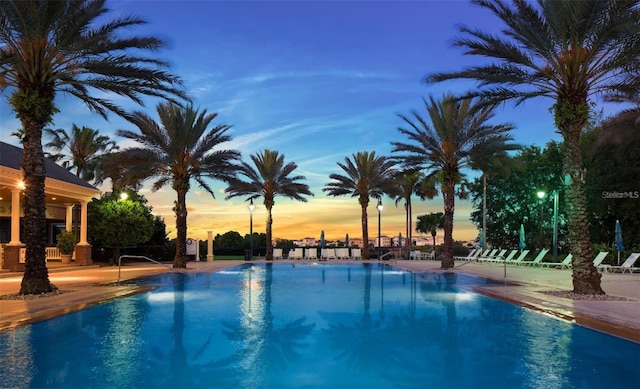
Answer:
[305,248,318,260]
[600,253,640,273]
[454,248,478,261]
[477,249,499,262]
[321,248,336,260]
[335,248,350,260]
[540,253,572,269]
[410,250,422,260]
[479,249,506,262]
[350,248,362,260]
[506,250,530,265]
[289,248,303,260]
[488,249,518,263]
[592,251,609,270]
[521,249,550,266]
[273,248,284,260]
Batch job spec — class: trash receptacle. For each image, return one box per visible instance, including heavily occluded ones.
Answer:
[244,250,251,261]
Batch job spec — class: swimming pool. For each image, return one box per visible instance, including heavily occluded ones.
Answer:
[1,263,638,388]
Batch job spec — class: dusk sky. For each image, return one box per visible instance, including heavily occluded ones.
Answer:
[0,0,626,243]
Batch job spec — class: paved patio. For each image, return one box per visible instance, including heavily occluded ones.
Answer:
[1,259,638,342]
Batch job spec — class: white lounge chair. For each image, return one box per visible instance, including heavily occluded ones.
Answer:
[273,248,283,260]
[477,249,499,261]
[350,248,362,260]
[335,248,350,260]
[289,248,303,260]
[410,250,422,260]
[489,249,518,263]
[592,251,609,270]
[321,248,336,260]
[506,250,530,265]
[305,248,318,260]
[454,248,478,261]
[521,249,549,266]
[540,253,572,269]
[478,249,506,262]
[601,253,640,273]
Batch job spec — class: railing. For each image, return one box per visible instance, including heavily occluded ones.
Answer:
[117,255,173,284]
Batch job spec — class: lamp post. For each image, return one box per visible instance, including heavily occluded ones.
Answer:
[377,199,383,260]
[249,199,255,261]
[536,190,545,249]
[536,190,558,263]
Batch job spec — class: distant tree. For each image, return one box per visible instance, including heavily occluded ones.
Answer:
[274,239,296,253]
[323,151,397,260]
[469,144,565,250]
[416,212,445,259]
[146,216,169,246]
[392,95,516,269]
[225,150,313,260]
[390,170,434,259]
[88,190,155,263]
[215,231,245,248]
[0,0,186,295]
[108,102,240,269]
[426,0,640,293]
[44,124,118,183]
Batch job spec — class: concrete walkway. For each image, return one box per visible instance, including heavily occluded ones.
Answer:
[1,259,638,343]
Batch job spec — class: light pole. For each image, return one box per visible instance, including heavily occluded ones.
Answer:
[249,199,255,261]
[537,190,558,263]
[377,199,383,260]
[537,190,545,250]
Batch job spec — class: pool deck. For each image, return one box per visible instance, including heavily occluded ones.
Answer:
[1,259,639,343]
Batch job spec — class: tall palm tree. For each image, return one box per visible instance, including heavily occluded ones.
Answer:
[392,95,516,269]
[225,150,313,261]
[425,0,640,294]
[109,102,240,268]
[0,0,186,294]
[416,212,445,260]
[323,151,397,260]
[391,170,434,259]
[44,124,118,183]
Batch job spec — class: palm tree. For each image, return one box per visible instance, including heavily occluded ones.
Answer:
[0,0,186,294]
[425,0,640,294]
[392,95,516,269]
[109,102,240,268]
[391,170,434,259]
[225,150,313,261]
[44,124,118,184]
[416,212,445,260]
[323,151,397,260]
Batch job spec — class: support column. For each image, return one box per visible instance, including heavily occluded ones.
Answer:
[65,203,74,232]
[75,200,92,265]
[79,200,88,245]
[9,188,22,245]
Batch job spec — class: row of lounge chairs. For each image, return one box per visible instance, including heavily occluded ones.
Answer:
[273,247,363,261]
[456,248,640,273]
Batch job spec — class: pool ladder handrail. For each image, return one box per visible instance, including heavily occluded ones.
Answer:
[117,255,173,284]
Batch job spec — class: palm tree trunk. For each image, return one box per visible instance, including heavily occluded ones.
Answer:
[406,201,412,260]
[18,92,54,295]
[564,125,603,294]
[361,202,369,260]
[265,206,273,260]
[173,187,188,268]
[441,181,455,269]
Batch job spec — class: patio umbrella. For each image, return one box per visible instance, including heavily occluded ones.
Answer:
[478,228,484,248]
[398,232,402,248]
[615,220,624,265]
[320,230,325,249]
[519,224,526,250]
[345,233,349,247]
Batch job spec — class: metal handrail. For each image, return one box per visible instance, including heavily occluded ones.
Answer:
[380,251,392,261]
[117,255,172,284]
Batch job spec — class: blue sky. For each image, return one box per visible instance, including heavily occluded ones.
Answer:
[0,0,625,243]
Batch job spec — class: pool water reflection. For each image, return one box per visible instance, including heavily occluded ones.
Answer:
[0,263,638,388]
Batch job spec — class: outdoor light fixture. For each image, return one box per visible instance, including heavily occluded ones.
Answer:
[120,192,128,200]
[377,199,383,260]
[536,189,559,263]
[248,199,255,261]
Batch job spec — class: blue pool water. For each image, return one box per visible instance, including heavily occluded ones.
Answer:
[1,263,638,388]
